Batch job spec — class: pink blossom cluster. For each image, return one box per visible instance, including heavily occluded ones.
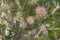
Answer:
[35,6,47,17]
[26,16,34,25]
[40,24,48,36]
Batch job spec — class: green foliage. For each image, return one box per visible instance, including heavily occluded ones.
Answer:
[0,0,60,40]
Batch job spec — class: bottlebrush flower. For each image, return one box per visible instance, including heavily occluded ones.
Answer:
[26,16,34,25]
[20,22,27,29]
[35,6,47,17]
[40,24,48,36]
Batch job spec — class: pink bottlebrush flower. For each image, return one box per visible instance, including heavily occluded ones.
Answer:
[20,22,27,29]
[35,6,47,17]
[40,24,48,36]
[26,16,34,25]
[42,29,48,36]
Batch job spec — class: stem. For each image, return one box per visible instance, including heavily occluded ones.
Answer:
[15,0,21,9]
[35,29,41,38]
[52,2,60,14]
